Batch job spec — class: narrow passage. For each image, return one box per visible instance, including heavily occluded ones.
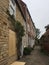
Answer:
[19,46,49,65]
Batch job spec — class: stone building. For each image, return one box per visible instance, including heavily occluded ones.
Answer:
[17,0,36,48]
[26,7,36,48]
[0,0,27,64]
[15,0,36,53]
[0,0,17,65]
[0,0,36,65]
[15,0,26,58]
[40,29,49,53]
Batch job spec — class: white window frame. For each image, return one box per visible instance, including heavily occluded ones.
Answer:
[9,0,16,18]
[11,0,15,5]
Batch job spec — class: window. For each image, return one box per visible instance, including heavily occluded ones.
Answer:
[9,0,16,17]
[9,5,14,15]
[11,0,15,5]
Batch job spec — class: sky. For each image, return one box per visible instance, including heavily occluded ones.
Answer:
[22,0,49,37]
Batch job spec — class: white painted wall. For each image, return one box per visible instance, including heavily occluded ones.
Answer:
[28,36,35,48]
[20,44,24,58]
[30,39,35,48]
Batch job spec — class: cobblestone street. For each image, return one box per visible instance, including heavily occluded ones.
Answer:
[19,46,49,65]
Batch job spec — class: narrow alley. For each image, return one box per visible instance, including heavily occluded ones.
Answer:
[0,0,49,65]
[19,46,49,65]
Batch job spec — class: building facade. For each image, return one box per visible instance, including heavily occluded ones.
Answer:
[26,7,36,48]
[0,0,17,65]
[40,29,49,53]
[15,0,27,58]
[0,0,36,65]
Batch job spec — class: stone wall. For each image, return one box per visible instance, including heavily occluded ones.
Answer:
[16,4,27,56]
[26,8,36,47]
[0,0,17,65]
[0,0,9,65]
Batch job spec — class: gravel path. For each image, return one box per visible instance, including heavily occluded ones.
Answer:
[19,46,49,65]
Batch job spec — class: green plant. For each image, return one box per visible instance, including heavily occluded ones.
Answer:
[7,10,25,59]
[15,21,25,37]
[6,10,25,38]
[23,47,32,55]
[15,21,25,48]
[15,21,25,59]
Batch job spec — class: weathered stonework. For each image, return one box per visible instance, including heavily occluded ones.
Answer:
[26,8,36,47]
[0,0,36,65]
[0,0,17,65]
[16,4,27,57]
[0,0,9,65]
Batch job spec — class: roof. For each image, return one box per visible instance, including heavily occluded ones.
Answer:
[40,29,49,40]
[44,29,49,36]
[19,0,26,18]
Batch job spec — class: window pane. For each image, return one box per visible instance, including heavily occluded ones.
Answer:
[9,5,14,15]
[11,0,15,5]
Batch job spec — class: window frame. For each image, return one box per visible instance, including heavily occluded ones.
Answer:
[9,0,16,18]
[11,0,15,5]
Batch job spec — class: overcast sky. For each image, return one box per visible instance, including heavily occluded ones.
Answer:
[22,0,49,37]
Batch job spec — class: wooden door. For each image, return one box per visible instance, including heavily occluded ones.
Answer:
[8,29,17,64]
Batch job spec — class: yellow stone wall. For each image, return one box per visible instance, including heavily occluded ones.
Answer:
[16,5,25,25]
[16,5,27,48]
[0,0,17,65]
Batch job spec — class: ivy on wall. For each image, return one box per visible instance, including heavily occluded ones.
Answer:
[15,21,25,37]
[6,10,25,59]
[15,21,25,59]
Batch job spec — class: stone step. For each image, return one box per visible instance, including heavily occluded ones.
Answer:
[11,61,26,65]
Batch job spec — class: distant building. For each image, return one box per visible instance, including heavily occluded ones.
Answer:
[40,29,49,53]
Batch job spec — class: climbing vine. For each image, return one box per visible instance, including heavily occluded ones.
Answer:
[6,10,25,58]
[15,21,25,59]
